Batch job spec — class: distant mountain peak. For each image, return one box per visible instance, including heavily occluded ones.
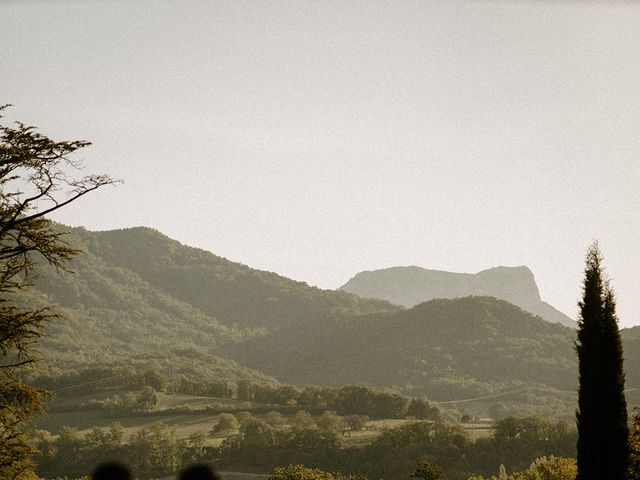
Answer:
[340,265,574,327]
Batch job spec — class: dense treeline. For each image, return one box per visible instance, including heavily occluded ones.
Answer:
[29,359,277,401]
[355,416,574,480]
[39,376,439,426]
[34,422,206,480]
[240,384,439,420]
[32,416,577,480]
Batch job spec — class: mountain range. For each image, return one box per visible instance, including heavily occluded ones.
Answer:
[340,266,575,327]
[24,225,640,414]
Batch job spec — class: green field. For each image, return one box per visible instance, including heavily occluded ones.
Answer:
[35,392,494,450]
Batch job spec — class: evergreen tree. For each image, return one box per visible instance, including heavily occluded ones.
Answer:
[629,408,640,480]
[0,105,115,476]
[576,243,628,480]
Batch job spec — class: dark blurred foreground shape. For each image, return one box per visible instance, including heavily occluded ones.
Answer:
[179,463,221,480]
[92,462,132,480]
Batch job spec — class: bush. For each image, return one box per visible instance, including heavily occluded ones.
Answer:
[212,413,239,435]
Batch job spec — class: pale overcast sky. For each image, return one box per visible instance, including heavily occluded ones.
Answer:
[2,0,639,326]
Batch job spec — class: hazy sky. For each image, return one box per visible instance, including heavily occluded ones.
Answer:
[2,0,639,326]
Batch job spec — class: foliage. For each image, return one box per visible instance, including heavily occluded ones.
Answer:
[318,411,344,432]
[137,386,160,411]
[575,244,628,480]
[469,456,576,480]
[83,387,165,416]
[0,106,114,476]
[126,423,183,479]
[9,211,640,421]
[32,413,578,480]
[629,408,640,480]
[212,413,239,434]
[34,411,570,480]
[343,415,368,432]
[230,296,579,407]
[34,422,203,479]
[143,369,168,392]
[407,398,440,420]
[21,222,640,417]
[253,384,302,405]
[265,411,286,428]
[480,417,576,472]
[202,382,438,423]
[236,411,255,425]
[21,223,399,400]
[34,423,127,478]
[359,420,469,480]
[23,226,279,389]
[333,385,408,418]
[31,224,398,341]
[219,419,341,470]
[269,464,366,480]
[293,410,316,429]
[410,459,446,480]
[488,404,508,421]
[509,456,576,480]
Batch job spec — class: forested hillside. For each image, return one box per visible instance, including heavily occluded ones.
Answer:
[25,226,398,384]
[225,296,578,399]
[23,225,640,412]
[53,226,400,329]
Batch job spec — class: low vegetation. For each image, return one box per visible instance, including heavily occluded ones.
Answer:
[31,415,578,480]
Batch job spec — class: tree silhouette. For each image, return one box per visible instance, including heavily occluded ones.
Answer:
[575,243,628,480]
[0,105,116,476]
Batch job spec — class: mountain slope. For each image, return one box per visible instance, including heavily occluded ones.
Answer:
[225,296,578,399]
[27,225,399,379]
[25,225,640,411]
[72,226,400,329]
[340,265,574,327]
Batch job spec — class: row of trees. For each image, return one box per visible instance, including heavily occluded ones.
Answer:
[34,422,206,479]
[29,408,640,480]
[169,379,440,421]
[35,364,439,422]
[212,410,370,435]
[214,416,578,480]
[30,415,579,480]
[75,378,439,422]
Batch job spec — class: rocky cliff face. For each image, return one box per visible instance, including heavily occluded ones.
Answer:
[340,265,575,327]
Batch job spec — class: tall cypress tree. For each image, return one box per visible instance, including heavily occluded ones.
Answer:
[576,243,628,480]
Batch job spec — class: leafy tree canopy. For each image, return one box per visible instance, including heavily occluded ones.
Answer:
[269,464,366,480]
[0,105,115,477]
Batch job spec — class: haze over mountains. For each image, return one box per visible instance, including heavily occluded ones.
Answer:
[27,225,640,413]
[341,266,575,327]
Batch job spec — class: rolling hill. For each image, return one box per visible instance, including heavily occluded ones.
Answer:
[26,225,398,383]
[224,296,578,399]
